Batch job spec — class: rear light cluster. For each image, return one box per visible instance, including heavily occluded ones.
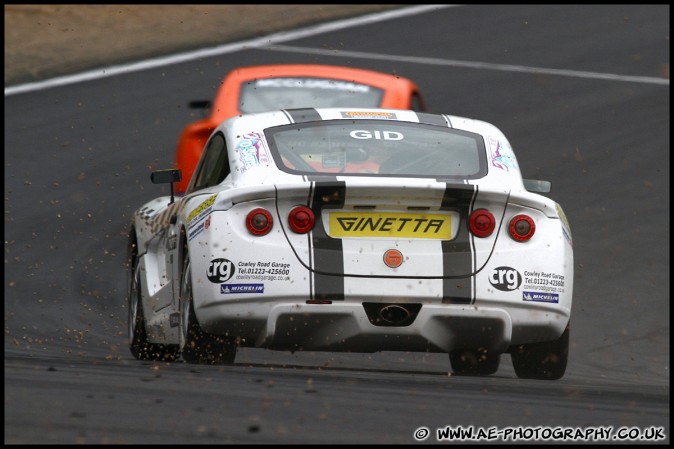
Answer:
[508,214,536,241]
[246,208,273,235]
[245,206,315,236]
[468,209,536,242]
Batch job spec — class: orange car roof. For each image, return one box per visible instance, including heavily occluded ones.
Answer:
[210,64,420,123]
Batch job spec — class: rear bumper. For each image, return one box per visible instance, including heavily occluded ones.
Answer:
[198,300,570,353]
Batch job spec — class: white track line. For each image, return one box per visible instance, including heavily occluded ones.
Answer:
[5,4,668,96]
[264,44,670,86]
[4,5,455,96]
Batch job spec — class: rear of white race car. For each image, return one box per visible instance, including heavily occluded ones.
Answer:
[187,177,573,378]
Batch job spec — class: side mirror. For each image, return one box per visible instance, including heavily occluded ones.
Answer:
[523,179,551,193]
[151,169,182,204]
[188,100,212,119]
[188,100,211,109]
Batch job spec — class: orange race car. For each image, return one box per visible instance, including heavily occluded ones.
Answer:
[173,64,427,193]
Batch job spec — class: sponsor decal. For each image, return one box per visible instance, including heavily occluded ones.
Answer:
[187,195,217,241]
[383,249,404,268]
[187,194,217,224]
[522,270,565,293]
[488,136,518,172]
[489,266,522,291]
[166,234,177,251]
[207,258,236,283]
[221,284,264,294]
[187,221,205,241]
[341,111,396,120]
[523,291,559,303]
[329,212,452,239]
[237,131,271,173]
[556,203,573,246]
[145,201,184,234]
[234,261,291,280]
[256,78,370,93]
[350,130,403,140]
[322,152,346,169]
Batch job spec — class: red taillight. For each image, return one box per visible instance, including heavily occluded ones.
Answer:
[469,209,495,237]
[246,208,273,235]
[288,206,315,234]
[509,214,535,241]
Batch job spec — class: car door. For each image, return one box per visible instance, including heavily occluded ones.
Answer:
[169,132,232,307]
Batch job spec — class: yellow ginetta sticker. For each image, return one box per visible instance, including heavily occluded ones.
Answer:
[187,194,217,223]
[329,212,452,239]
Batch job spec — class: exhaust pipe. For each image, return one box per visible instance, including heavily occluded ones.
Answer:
[379,304,413,326]
[362,302,422,327]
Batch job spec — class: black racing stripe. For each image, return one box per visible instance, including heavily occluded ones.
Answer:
[440,183,477,304]
[284,108,321,123]
[305,183,315,298]
[415,112,450,127]
[309,181,346,301]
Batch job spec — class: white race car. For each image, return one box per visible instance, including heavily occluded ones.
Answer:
[127,108,574,380]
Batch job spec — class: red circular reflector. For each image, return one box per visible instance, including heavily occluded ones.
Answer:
[509,214,535,241]
[246,208,273,236]
[288,206,315,234]
[469,209,495,237]
[383,249,404,268]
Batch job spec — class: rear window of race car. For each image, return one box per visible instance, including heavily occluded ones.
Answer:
[264,120,488,179]
[239,78,385,113]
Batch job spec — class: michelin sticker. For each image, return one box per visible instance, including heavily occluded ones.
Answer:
[237,131,271,173]
[221,284,264,294]
[187,194,217,241]
[488,137,518,172]
[523,291,559,303]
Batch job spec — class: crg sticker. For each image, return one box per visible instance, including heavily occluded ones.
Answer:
[207,258,236,283]
[489,266,522,291]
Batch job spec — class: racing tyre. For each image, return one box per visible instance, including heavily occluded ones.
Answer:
[179,252,236,364]
[510,324,569,380]
[128,234,179,361]
[450,349,500,376]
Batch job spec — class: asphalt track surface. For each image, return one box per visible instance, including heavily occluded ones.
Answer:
[4,5,670,444]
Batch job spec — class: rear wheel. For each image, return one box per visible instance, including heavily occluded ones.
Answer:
[128,232,179,361]
[179,251,236,364]
[510,324,570,380]
[450,348,500,376]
